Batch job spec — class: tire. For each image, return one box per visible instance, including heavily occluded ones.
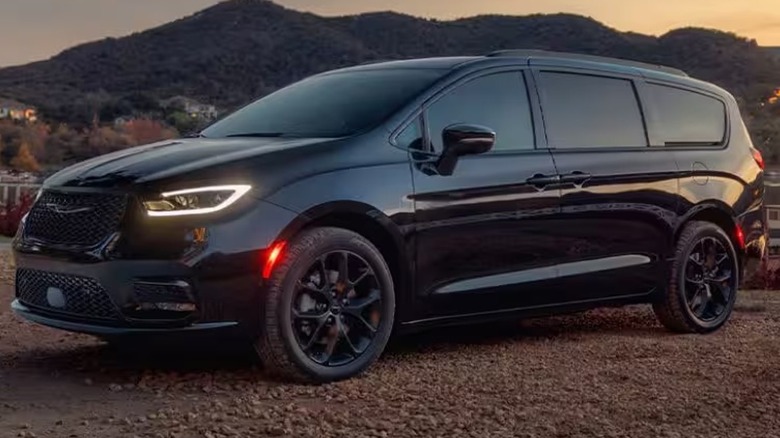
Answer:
[255,227,395,383]
[653,221,740,334]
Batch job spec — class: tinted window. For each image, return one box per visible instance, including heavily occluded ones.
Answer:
[426,72,534,152]
[202,69,445,139]
[396,118,424,151]
[646,83,726,145]
[539,72,647,148]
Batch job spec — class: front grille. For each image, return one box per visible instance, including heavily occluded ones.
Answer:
[24,190,127,247]
[16,269,119,319]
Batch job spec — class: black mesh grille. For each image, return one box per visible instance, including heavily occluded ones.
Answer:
[16,269,119,319]
[24,191,127,247]
[134,282,194,304]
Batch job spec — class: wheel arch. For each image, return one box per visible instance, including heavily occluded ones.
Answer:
[674,201,743,264]
[274,201,412,316]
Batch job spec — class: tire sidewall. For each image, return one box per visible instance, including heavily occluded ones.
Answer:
[675,223,739,331]
[271,229,395,381]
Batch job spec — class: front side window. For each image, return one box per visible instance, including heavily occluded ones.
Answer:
[539,72,647,148]
[202,69,446,139]
[425,72,535,153]
[645,83,726,146]
[395,117,424,151]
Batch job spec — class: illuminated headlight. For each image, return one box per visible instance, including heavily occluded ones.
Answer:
[143,185,252,217]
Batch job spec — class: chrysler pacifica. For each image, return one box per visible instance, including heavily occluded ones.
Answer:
[11,51,767,382]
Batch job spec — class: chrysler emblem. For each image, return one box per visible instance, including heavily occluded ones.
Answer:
[44,203,93,214]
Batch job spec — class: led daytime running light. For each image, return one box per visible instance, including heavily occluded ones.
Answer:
[146,185,251,217]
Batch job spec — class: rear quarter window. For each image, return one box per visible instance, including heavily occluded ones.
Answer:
[645,83,726,146]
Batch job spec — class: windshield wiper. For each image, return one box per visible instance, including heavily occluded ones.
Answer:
[225,132,286,138]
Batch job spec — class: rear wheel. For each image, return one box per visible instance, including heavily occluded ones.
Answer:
[653,221,739,333]
[255,227,395,383]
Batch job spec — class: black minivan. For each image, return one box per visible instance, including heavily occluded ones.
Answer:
[11,51,767,382]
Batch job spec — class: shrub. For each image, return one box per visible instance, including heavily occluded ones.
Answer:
[0,193,35,238]
[742,258,780,291]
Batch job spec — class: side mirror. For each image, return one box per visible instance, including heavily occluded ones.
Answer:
[436,124,495,176]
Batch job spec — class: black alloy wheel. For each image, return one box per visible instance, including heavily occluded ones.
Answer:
[291,250,383,367]
[682,236,737,323]
[654,221,740,333]
[256,227,395,383]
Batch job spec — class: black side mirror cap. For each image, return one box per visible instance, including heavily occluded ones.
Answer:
[436,124,496,176]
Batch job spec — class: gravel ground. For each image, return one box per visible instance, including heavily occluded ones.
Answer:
[1,249,779,438]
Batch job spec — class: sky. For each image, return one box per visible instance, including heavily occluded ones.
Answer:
[0,0,778,67]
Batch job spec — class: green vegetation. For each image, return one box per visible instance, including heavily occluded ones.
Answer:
[0,0,779,163]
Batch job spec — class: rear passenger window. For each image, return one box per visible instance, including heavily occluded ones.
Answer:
[539,72,647,148]
[646,83,726,145]
[426,72,534,152]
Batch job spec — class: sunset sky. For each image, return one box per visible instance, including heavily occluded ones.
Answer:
[0,0,778,67]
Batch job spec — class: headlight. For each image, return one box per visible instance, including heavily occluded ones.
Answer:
[143,185,252,217]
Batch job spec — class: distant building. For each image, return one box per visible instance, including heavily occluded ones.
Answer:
[113,115,134,128]
[0,98,37,122]
[160,96,218,121]
[765,172,780,257]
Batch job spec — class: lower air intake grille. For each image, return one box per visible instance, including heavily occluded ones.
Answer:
[16,269,119,319]
[133,281,194,304]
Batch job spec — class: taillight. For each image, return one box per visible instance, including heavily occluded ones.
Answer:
[735,225,746,250]
[751,147,765,170]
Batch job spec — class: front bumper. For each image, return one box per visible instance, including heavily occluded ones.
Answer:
[11,250,265,336]
[11,299,239,337]
[9,195,299,337]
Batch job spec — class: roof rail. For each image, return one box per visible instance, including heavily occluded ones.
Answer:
[358,59,394,66]
[486,49,688,77]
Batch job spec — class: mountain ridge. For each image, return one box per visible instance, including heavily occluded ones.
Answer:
[0,0,777,123]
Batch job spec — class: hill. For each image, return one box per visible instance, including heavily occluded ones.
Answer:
[0,0,778,116]
[0,0,779,167]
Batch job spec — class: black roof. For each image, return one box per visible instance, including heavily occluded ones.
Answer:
[329,51,720,94]
[485,50,688,77]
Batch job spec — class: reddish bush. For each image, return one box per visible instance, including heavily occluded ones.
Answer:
[121,118,178,145]
[0,193,34,238]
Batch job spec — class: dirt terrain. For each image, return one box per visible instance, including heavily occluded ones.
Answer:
[1,249,779,438]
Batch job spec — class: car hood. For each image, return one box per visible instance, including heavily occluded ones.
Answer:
[44,137,335,190]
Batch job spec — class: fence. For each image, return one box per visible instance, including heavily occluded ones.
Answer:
[0,183,40,206]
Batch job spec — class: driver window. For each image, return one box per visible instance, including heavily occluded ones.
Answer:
[425,72,535,153]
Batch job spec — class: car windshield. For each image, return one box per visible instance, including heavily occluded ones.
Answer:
[201,69,446,139]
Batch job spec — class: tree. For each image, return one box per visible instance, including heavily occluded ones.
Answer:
[85,125,134,157]
[122,118,178,145]
[166,111,200,136]
[10,142,41,172]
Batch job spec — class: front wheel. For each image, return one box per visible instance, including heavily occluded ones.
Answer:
[255,227,395,383]
[653,221,739,333]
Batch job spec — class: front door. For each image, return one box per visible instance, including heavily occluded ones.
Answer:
[406,70,566,323]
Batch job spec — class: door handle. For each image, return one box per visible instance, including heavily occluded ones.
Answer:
[526,173,560,189]
[560,171,592,185]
